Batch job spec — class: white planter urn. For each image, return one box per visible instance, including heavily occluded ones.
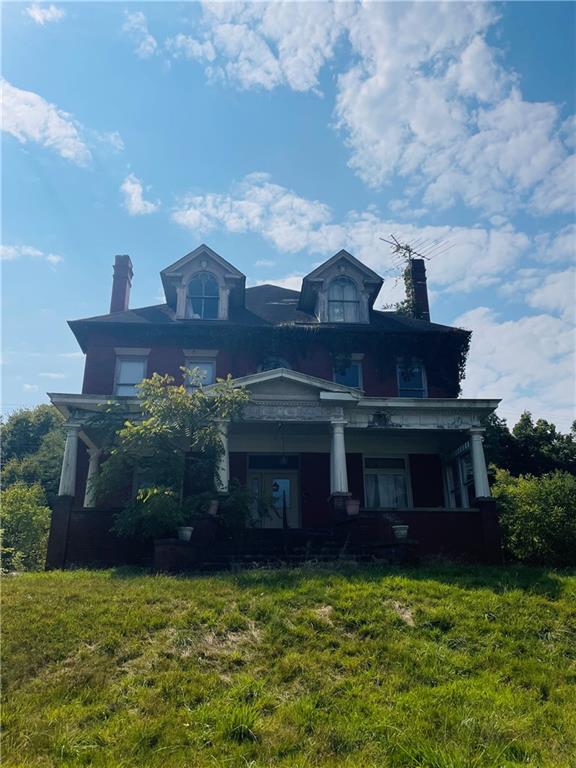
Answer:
[392,524,409,541]
[177,526,194,542]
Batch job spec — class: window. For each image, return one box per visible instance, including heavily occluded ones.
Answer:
[364,457,409,509]
[114,357,147,396]
[333,361,362,389]
[187,271,219,319]
[397,361,426,398]
[328,277,360,322]
[258,357,292,372]
[184,360,216,389]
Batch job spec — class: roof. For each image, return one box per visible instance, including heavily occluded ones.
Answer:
[69,284,464,335]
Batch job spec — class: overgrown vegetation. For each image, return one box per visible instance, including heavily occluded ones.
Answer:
[0,482,51,571]
[89,370,250,539]
[493,469,576,566]
[2,565,575,767]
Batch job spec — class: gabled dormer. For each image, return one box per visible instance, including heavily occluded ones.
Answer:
[160,244,246,320]
[298,249,383,324]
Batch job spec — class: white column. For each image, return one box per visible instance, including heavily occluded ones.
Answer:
[176,285,187,318]
[330,419,349,495]
[215,421,229,493]
[469,428,490,498]
[83,448,101,508]
[58,422,81,497]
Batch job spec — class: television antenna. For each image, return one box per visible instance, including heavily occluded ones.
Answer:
[379,234,454,263]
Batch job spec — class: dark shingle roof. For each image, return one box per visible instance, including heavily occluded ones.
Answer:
[69,284,464,335]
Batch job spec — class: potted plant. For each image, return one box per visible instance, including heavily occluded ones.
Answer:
[384,513,409,541]
[346,497,361,516]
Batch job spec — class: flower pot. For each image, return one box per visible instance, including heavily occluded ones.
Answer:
[208,499,219,516]
[392,524,409,541]
[346,498,360,516]
[177,526,194,542]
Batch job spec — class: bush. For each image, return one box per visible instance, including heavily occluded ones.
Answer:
[1,483,51,571]
[493,469,576,566]
[112,486,186,541]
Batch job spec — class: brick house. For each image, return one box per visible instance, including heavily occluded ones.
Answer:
[46,244,501,567]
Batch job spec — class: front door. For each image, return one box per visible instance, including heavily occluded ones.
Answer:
[248,470,300,528]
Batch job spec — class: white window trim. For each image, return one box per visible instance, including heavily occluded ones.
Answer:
[362,454,413,509]
[114,353,149,397]
[396,358,428,398]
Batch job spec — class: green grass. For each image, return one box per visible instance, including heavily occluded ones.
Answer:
[2,564,576,767]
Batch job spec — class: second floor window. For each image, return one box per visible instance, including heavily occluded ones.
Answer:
[184,360,216,389]
[333,361,362,389]
[397,361,426,398]
[187,272,219,319]
[114,357,147,397]
[328,277,360,322]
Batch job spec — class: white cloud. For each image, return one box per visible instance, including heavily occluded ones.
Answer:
[123,11,158,59]
[454,306,575,431]
[58,351,84,359]
[1,79,92,166]
[25,4,65,25]
[39,372,66,379]
[534,224,576,264]
[120,174,160,215]
[167,2,351,92]
[96,130,125,152]
[530,155,576,216]
[1,244,63,265]
[170,2,574,219]
[23,383,39,392]
[255,259,275,267]
[526,268,576,323]
[253,275,303,291]
[172,172,533,299]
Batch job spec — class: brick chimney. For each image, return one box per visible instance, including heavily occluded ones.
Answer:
[109,255,133,313]
[410,258,430,321]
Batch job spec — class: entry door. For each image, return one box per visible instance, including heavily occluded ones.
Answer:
[248,471,300,528]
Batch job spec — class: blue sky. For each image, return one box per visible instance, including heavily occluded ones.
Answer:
[2,1,575,429]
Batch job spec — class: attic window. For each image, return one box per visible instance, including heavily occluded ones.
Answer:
[328,277,359,322]
[187,272,219,319]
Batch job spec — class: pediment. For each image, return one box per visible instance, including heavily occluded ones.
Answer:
[160,244,246,314]
[299,249,383,314]
[223,368,362,401]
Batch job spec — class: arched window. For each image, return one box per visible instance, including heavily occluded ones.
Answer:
[258,357,292,372]
[187,272,219,319]
[328,277,360,322]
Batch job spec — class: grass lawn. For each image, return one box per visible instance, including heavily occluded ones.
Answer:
[2,565,576,767]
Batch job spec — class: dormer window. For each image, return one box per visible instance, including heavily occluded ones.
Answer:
[187,271,219,319]
[328,277,360,322]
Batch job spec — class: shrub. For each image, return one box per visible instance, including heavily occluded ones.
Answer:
[1,482,51,571]
[493,469,576,566]
[112,487,185,541]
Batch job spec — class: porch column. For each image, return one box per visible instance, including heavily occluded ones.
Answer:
[330,419,349,495]
[215,421,229,493]
[83,448,101,508]
[58,422,81,497]
[469,428,490,498]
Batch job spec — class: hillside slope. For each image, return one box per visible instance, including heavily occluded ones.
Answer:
[2,566,576,767]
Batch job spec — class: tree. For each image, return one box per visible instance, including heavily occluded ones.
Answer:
[493,469,576,566]
[483,411,576,478]
[1,483,51,571]
[91,370,250,539]
[1,406,64,505]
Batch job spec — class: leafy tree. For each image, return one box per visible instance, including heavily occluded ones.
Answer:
[493,469,576,566]
[91,370,250,539]
[483,411,576,478]
[1,406,64,505]
[1,482,51,571]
